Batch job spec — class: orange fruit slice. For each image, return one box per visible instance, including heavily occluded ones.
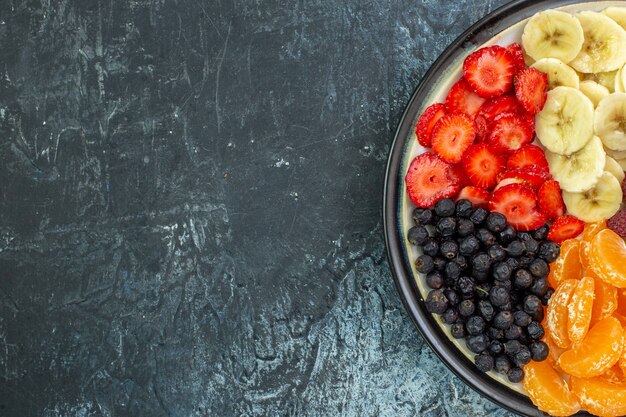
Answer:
[547,239,582,289]
[523,360,580,417]
[580,220,607,268]
[571,376,626,417]
[567,276,594,344]
[559,316,624,378]
[603,364,626,383]
[543,332,566,369]
[588,229,626,288]
[591,277,618,324]
[617,288,626,315]
[547,279,578,348]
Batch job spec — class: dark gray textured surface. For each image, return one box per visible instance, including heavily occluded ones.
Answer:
[0,0,518,415]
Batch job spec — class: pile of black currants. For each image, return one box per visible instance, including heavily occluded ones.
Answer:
[409,198,561,383]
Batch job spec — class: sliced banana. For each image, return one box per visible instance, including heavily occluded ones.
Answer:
[536,86,595,155]
[562,171,623,222]
[615,65,625,92]
[545,136,606,192]
[581,70,618,92]
[522,10,584,63]
[594,92,626,151]
[603,7,626,31]
[579,80,610,107]
[605,155,626,182]
[618,157,626,171]
[606,146,626,159]
[531,58,579,89]
[569,12,626,73]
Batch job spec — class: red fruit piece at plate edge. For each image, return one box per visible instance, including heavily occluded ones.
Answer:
[463,45,516,98]
[515,67,548,114]
[405,152,461,208]
[488,112,534,152]
[607,210,626,238]
[415,103,446,148]
[457,186,490,208]
[462,143,505,189]
[445,78,486,118]
[506,144,550,173]
[499,168,549,190]
[538,180,565,220]
[547,215,584,243]
[506,42,526,73]
[431,113,476,164]
[488,183,546,231]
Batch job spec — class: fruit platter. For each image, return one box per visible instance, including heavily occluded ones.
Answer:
[384,1,626,416]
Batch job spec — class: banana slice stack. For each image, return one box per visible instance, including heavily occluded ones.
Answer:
[523,8,626,222]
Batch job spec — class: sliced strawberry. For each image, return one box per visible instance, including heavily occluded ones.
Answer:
[547,215,584,243]
[431,113,476,164]
[488,183,546,231]
[515,67,548,114]
[488,112,534,152]
[538,180,565,220]
[499,168,550,190]
[416,103,446,147]
[494,177,524,191]
[506,42,526,73]
[476,95,521,122]
[461,143,505,189]
[608,209,626,238]
[506,144,550,173]
[463,45,516,98]
[405,152,461,208]
[445,78,486,118]
[450,164,472,189]
[457,186,490,208]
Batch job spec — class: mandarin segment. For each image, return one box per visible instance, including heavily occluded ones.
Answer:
[547,279,578,348]
[571,376,626,417]
[567,276,594,344]
[547,239,582,289]
[523,360,581,417]
[603,364,626,383]
[558,316,624,378]
[617,288,626,315]
[591,277,618,324]
[543,332,566,371]
[588,229,626,288]
[580,220,607,268]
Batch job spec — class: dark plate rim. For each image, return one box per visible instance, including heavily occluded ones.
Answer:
[382,0,606,416]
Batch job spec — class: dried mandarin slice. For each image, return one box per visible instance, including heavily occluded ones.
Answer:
[559,316,624,378]
[523,360,580,417]
[567,276,594,344]
[571,376,626,417]
[547,239,581,289]
[588,229,626,288]
[580,220,607,268]
[591,277,618,324]
[547,279,578,348]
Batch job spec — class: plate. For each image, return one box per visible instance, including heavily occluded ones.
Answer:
[383,1,626,415]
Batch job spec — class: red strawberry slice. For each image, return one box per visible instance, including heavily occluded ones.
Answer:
[547,215,585,243]
[506,42,526,73]
[506,144,550,173]
[405,152,461,208]
[474,114,490,143]
[488,183,546,231]
[462,143,505,189]
[463,45,516,98]
[457,186,490,208]
[499,168,550,190]
[415,103,446,147]
[608,209,626,238]
[431,113,476,164]
[488,112,534,152]
[515,67,548,114]
[450,163,472,189]
[445,78,486,118]
[537,180,565,220]
[476,95,522,122]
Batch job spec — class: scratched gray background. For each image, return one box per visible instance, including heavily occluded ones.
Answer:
[0,0,518,416]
